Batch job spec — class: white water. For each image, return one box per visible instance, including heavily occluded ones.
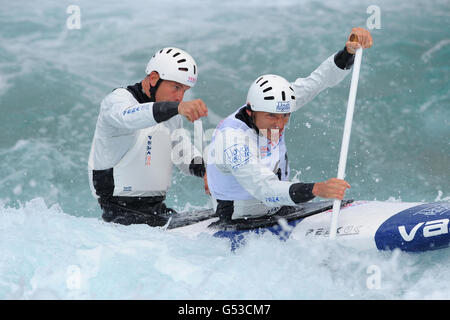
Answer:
[1,198,449,300]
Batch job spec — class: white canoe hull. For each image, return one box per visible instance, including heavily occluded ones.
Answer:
[169,201,450,252]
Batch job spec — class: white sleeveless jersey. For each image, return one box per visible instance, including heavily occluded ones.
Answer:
[111,122,173,196]
[207,107,295,219]
[88,87,199,198]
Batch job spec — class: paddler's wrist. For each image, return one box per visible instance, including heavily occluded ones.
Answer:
[312,182,322,197]
[189,157,206,178]
[289,182,315,204]
[334,47,355,70]
[153,101,179,123]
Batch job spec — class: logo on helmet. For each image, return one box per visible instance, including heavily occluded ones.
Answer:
[276,101,290,112]
[187,76,196,84]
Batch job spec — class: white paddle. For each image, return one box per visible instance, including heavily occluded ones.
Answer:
[193,119,204,163]
[329,47,363,239]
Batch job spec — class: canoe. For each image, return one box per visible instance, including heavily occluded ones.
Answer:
[167,200,450,252]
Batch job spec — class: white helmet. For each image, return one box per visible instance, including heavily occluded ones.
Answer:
[246,74,296,113]
[145,47,198,87]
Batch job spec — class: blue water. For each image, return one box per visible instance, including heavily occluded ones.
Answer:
[0,0,449,299]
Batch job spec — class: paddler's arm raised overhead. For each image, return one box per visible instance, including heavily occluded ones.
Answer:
[291,27,373,112]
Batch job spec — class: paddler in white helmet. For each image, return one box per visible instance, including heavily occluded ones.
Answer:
[88,47,208,226]
[206,28,373,221]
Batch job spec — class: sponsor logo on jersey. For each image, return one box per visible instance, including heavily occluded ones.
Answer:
[145,135,152,165]
[122,104,150,116]
[224,143,251,169]
[264,196,291,205]
[260,145,271,158]
[266,196,280,203]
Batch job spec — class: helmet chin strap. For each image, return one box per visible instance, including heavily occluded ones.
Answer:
[149,78,163,101]
[245,104,260,134]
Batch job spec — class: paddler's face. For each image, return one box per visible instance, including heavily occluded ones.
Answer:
[247,110,290,142]
[149,72,190,102]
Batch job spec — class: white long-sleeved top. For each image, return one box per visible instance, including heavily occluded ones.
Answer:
[207,52,351,219]
[88,84,200,198]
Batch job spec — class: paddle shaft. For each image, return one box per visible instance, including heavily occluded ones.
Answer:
[329,48,363,239]
[193,119,204,163]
